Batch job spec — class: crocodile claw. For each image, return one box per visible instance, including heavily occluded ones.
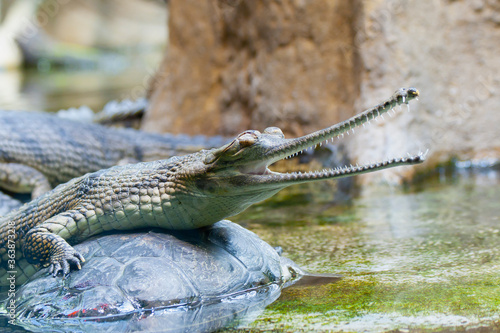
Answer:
[48,250,85,278]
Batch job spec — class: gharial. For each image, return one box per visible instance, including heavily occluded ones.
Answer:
[0,87,423,286]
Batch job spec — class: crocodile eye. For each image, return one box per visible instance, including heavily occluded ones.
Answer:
[263,127,284,139]
[238,131,259,147]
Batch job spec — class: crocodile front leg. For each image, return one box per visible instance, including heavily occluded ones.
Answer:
[22,211,86,277]
[0,163,52,199]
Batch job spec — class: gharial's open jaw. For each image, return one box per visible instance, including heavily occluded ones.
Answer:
[267,87,419,162]
[235,87,425,183]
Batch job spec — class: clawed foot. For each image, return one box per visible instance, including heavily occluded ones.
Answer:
[24,224,87,279]
[48,250,85,278]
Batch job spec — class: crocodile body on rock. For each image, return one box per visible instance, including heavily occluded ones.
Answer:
[0,88,423,286]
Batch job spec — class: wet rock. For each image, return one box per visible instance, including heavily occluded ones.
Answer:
[10,220,294,332]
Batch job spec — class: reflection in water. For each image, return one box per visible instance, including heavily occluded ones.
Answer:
[0,60,159,113]
[13,285,281,333]
[234,169,500,331]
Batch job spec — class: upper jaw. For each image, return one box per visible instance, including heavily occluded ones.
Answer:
[265,87,419,162]
[213,87,422,183]
[232,87,424,181]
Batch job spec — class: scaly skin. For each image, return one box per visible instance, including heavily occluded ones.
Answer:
[0,88,423,285]
[0,111,228,200]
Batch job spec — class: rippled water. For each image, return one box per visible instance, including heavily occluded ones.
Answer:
[228,167,500,332]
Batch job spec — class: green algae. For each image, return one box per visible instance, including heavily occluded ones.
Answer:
[272,272,500,318]
[228,169,500,332]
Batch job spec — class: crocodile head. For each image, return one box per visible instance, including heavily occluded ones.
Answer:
[177,88,424,224]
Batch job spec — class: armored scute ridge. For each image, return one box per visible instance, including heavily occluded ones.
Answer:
[0,87,424,285]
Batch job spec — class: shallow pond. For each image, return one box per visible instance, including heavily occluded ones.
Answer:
[226,167,500,332]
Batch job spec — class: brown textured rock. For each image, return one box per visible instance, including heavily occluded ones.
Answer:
[144,0,500,182]
[144,0,362,137]
[348,0,500,183]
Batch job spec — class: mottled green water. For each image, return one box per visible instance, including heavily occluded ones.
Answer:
[228,168,500,332]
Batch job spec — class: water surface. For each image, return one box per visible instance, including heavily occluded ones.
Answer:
[229,168,500,332]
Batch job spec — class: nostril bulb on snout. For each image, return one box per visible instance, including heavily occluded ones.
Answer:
[263,127,284,139]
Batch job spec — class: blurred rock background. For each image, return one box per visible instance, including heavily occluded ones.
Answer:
[0,0,167,110]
